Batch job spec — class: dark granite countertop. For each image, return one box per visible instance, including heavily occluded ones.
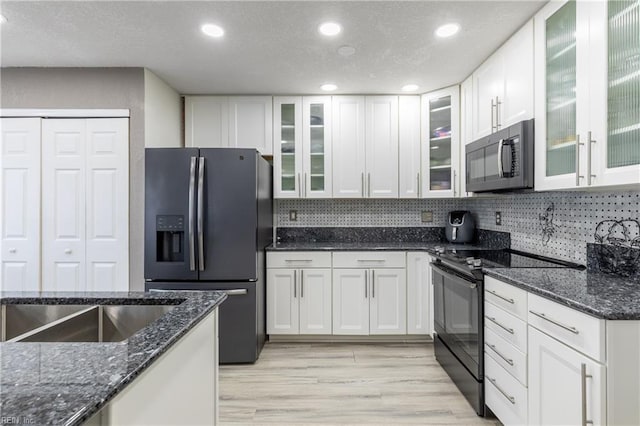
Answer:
[0,290,227,426]
[267,241,500,252]
[484,268,640,320]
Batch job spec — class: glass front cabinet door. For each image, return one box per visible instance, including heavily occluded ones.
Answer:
[535,0,640,190]
[273,96,332,198]
[421,86,461,198]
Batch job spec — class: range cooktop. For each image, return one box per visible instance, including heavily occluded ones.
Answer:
[433,248,585,270]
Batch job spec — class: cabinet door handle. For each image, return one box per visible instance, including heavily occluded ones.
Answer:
[285,259,313,263]
[361,172,365,197]
[486,343,514,366]
[357,259,385,263]
[587,131,596,185]
[367,173,371,197]
[300,270,304,298]
[495,96,502,129]
[487,376,515,405]
[486,289,514,304]
[575,134,584,186]
[371,270,375,298]
[485,316,514,334]
[297,173,302,197]
[491,98,496,133]
[8,248,16,253]
[417,173,421,197]
[304,172,307,197]
[293,270,297,298]
[581,363,594,426]
[364,270,368,298]
[529,310,579,334]
[453,170,457,196]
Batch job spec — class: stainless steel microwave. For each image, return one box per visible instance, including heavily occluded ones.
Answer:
[465,119,534,192]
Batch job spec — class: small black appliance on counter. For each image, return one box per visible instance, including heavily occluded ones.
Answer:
[445,211,475,243]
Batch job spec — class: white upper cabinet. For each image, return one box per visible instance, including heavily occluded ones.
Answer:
[302,97,332,198]
[228,96,273,155]
[185,96,228,148]
[365,96,399,198]
[459,76,473,197]
[185,96,272,155]
[472,20,534,141]
[535,0,640,190]
[273,96,332,198]
[273,97,303,198]
[1,118,41,292]
[421,86,460,198]
[398,96,421,198]
[332,96,366,198]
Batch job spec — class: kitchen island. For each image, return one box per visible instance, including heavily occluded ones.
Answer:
[0,290,226,426]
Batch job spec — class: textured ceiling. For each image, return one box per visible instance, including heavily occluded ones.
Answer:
[0,1,547,95]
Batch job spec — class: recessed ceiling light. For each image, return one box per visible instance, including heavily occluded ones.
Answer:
[435,23,460,38]
[201,23,224,38]
[320,83,337,91]
[337,45,356,57]
[0,15,7,24]
[402,84,419,92]
[318,22,341,36]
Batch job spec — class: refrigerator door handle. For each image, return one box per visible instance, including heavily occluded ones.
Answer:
[197,156,205,271]
[188,156,197,271]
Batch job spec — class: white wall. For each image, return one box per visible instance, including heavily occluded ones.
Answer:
[144,69,181,147]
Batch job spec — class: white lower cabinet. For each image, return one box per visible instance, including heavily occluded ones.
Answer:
[528,326,606,426]
[332,268,369,335]
[485,351,528,426]
[406,252,432,335]
[266,252,332,335]
[369,268,406,334]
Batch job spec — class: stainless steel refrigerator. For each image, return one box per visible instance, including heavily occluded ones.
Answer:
[144,148,272,363]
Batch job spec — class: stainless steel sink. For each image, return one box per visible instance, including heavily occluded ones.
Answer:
[1,304,175,343]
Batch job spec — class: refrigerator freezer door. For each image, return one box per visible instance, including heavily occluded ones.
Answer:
[199,149,258,281]
[144,148,199,280]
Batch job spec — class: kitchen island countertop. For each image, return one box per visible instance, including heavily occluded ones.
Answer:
[0,290,226,426]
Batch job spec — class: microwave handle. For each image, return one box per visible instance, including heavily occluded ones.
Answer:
[498,139,504,178]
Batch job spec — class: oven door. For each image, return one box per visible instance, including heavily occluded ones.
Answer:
[432,262,483,379]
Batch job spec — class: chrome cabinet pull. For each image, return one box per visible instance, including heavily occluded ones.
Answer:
[491,98,496,133]
[300,270,304,298]
[581,363,594,426]
[364,270,368,298]
[357,259,385,263]
[372,270,375,298]
[587,131,596,185]
[487,343,514,366]
[575,134,584,186]
[485,316,514,334]
[486,289,514,304]
[188,156,197,271]
[361,172,365,197]
[304,172,307,197]
[487,376,515,405]
[197,157,205,271]
[367,173,371,197]
[293,270,297,298]
[417,173,421,197]
[529,310,579,334]
[297,173,301,197]
[453,170,457,196]
[496,96,502,129]
[284,259,313,263]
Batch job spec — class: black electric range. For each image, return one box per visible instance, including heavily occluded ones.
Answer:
[430,247,583,417]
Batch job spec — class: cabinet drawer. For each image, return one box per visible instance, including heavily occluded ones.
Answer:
[485,353,528,426]
[332,252,406,268]
[485,302,527,353]
[485,276,528,320]
[485,327,527,386]
[267,252,332,268]
[528,293,605,362]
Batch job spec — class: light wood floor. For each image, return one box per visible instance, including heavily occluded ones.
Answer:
[219,342,499,425]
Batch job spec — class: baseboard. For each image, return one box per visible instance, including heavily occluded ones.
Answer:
[267,334,433,343]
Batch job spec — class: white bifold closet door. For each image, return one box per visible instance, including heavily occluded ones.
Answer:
[1,118,41,292]
[42,118,129,292]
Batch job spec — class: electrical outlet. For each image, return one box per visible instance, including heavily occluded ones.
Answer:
[289,210,298,221]
[421,211,433,223]
[495,211,502,226]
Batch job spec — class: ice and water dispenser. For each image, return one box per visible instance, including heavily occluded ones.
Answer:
[155,215,185,262]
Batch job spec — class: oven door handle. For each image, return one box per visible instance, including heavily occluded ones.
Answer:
[431,263,478,289]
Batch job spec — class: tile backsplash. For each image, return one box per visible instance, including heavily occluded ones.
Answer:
[276,190,640,265]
